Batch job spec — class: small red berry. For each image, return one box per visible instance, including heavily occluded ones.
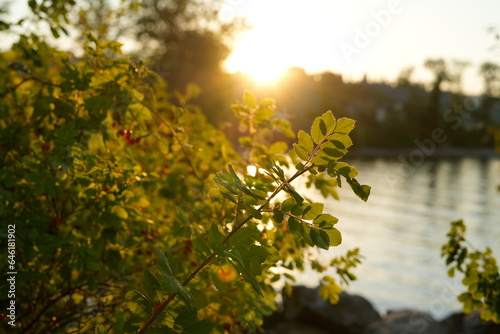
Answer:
[223,323,231,331]
[185,239,192,246]
[126,130,133,140]
[140,229,147,235]
[51,217,62,229]
[118,130,127,137]
[190,261,197,267]
[111,123,117,128]
[27,306,34,314]
[134,137,142,144]
[146,249,152,256]
[42,143,50,151]
[128,138,135,145]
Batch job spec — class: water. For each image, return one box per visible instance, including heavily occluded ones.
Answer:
[295,157,500,319]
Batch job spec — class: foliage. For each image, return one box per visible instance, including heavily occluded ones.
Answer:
[442,220,500,323]
[128,100,369,333]
[0,2,369,333]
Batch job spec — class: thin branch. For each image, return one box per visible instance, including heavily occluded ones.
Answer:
[137,163,315,333]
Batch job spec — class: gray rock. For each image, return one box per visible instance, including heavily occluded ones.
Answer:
[462,310,500,334]
[439,310,500,334]
[283,286,381,334]
[439,312,465,334]
[363,310,445,334]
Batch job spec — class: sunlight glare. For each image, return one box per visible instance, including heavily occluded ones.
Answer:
[225,29,289,84]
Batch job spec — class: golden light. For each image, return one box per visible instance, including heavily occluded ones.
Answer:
[223,1,357,85]
[224,29,289,84]
[224,2,319,85]
[216,264,238,282]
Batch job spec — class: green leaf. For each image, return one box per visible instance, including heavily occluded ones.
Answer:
[173,279,193,306]
[208,224,225,254]
[321,111,337,133]
[328,133,353,150]
[310,229,330,250]
[243,91,256,108]
[156,248,174,277]
[310,156,329,166]
[176,308,215,334]
[283,181,304,206]
[228,164,244,190]
[221,192,237,204]
[302,203,324,220]
[293,143,309,161]
[242,202,263,219]
[301,224,314,247]
[192,235,212,257]
[281,198,297,212]
[334,162,359,178]
[288,217,301,240]
[214,175,238,195]
[298,130,314,153]
[127,290,153,315]
[95,324,107,334]
[311,117,324,144]
[334,118,356,134]
[142,269,162,302]
[273,206,284,223]
[255,107,274,122]
[224,250,263,296]
[314,214,338,228]
[325,228,342,246]
[346,178,370,202]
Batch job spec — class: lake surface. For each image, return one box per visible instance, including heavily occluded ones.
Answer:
[296,157,500,319]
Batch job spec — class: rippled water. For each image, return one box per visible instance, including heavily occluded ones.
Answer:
[296,157,500,319]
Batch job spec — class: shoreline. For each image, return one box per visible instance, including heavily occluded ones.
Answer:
[348,147,500,158]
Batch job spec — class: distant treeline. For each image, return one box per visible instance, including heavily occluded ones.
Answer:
[192,64,500,149]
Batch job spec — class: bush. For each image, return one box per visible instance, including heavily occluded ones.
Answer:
[0,17,370,333]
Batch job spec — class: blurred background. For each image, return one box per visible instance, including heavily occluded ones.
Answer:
[3,0,500,148]
[2,0,500,319]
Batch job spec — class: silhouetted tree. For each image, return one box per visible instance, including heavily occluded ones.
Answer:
[134,0,245,124]
[480,62,500,97]
[424,58,449,132]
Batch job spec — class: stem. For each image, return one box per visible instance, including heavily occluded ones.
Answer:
[137,163,315,333]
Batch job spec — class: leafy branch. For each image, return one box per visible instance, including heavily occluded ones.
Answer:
[442,219,500,323]
[135,105,371,333]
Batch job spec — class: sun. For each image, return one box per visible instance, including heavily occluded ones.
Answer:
[224,32,289,84]
[223,0,344,85]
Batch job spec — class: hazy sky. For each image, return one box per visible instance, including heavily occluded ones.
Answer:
[2,0,499,95]
[222,0,500,94]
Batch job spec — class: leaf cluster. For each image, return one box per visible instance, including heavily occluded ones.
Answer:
[442,220,500,323]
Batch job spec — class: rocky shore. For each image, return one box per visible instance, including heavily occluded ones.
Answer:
[263,286,500,334]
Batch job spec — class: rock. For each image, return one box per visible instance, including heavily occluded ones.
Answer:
[264,321,331,334]
[282,286,381,334]
[363,310,445,334]
[439,312,465,334]
[462,310,500,334]
[439,310,500,334]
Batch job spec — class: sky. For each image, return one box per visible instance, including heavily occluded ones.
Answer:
[221,0,500,94]
[2,0,499,95]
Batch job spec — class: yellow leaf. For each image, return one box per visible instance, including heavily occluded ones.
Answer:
[71,293,84,304]
[216,264,238,282]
